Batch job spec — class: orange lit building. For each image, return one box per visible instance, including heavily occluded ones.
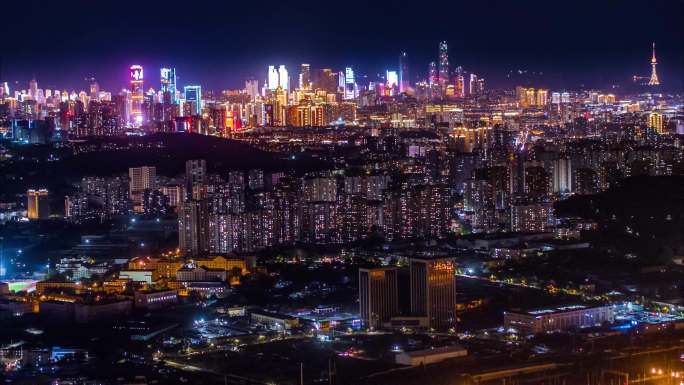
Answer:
[410,257,457,330]
[27,189,49,220]
[194,255,247,274]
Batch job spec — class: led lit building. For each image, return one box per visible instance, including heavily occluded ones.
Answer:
[386,70,398,95]
[129,65,144,126]
[160,67,177,104]
[183,85,202,115]
[410,257,457,330]
[398,51,409,93]
[299,63,311,90]
[344,67,356,100]
[359,267,398,329]
[27,189,49,220]
[552,158,572,194]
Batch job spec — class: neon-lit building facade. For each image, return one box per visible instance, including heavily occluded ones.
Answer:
[160,67,177,104]
[398,51,409,93]
[184,85,202,116]
[344,67,356,100]
[386,70,398,95]
[129,65,144,125]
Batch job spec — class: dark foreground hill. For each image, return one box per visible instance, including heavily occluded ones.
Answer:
[555,175,684,263]
[0,133,331,205]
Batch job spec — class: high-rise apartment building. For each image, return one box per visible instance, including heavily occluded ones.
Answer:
[178,199,210,257]
[185,159,207,192]
[129,166,156,213]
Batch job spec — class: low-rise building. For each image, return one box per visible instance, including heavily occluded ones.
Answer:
[250,310,300,330]
[134,289,177,309]
[395,345,468,366]
[504,304,614,335]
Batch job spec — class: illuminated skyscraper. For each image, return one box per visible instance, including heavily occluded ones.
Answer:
[245,79,259,101]
[89,80,100,101]
[648,112,663,134]
[410,257,457,330]
[386,70,398,94]
[160,67,177,104]
[27,189,49,220]
[0,82,9,99]
[299,63,311,90]
[29,77,38,100]
[648,42,660,86]
[536,89,548,106]
[359,267,398,329]
[455,74,464,97]
[469,73,477,94]
[438,41,449,93]
[428,61,438,99]
[398,51,409,93]
[267,65,279,91]
[278,65,289,91]
[184,85,202,115]
[344,67,356,100]
[129,65,144,125]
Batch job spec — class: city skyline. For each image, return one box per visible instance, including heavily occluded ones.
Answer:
[2,0,682,91]
[1,1,683,384]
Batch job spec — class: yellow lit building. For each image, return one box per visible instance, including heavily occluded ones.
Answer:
[36,280,81,294]
[536,89,548,106]
[410,257,457,330]
[27,189,49,220]
[194,255,248,276]
[648,112,663,134]
[127,257,183,280]
[597,94,616,104]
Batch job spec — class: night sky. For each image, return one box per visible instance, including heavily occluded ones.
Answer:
[1,0,682,92]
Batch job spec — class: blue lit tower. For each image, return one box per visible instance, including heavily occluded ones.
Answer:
[160,67,177,104]
[184,85,202,115]
[344,67,356,100]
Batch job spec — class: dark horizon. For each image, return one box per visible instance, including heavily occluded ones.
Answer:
[1,0,682,92]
